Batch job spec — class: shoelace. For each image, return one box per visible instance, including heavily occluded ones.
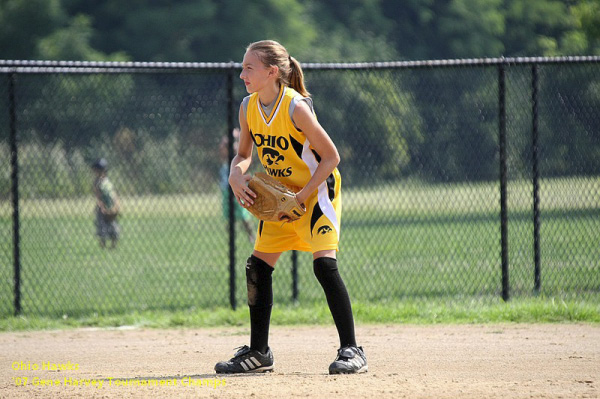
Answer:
[232,345,251,358]
[337,346,360,361]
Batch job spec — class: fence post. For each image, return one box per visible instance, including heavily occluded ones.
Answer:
[531,64,541,294]
[9,72,21,316]
[291,250,298,303]
[498,62,510,301]
[227,65,237,310]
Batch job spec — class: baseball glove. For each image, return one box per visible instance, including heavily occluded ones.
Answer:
[102,208,119,223]
[246,172,306,222]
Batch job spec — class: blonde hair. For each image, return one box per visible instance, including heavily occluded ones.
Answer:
[246,40,310,97]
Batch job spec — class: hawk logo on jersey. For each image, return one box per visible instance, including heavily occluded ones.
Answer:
[317,226,333,235]
[252,132,293,177]
[262,148,284,166]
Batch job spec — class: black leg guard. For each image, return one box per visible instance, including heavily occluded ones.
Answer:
[313,257,357,348]
[246,255,274,354]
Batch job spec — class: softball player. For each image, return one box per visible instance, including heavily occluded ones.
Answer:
[214,40,367,375]
[91,158,120,249]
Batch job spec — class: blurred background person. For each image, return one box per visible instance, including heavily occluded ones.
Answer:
[92,158,121,249]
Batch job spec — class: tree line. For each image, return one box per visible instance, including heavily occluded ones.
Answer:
[2,0,599,63]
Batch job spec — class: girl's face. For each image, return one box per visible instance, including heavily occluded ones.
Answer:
[240,51,276,93]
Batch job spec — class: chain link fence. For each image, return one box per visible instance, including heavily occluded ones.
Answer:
[1,57,599,317]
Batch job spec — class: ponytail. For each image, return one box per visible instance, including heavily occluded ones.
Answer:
[288,56,310,97]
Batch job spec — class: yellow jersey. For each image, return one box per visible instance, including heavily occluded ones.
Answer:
[245,85,341,193]
[244,85,343,251]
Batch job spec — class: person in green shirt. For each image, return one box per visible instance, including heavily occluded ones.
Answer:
[92,158,121,249]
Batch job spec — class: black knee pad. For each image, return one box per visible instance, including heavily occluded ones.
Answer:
[246,255,274,307]
[313,257,339,283]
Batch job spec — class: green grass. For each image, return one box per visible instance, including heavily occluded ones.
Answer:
[1,176,598,322]
[1,298,599,332]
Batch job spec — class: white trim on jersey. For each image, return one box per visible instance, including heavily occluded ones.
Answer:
[301,140,340,240]
[257,86,285,127]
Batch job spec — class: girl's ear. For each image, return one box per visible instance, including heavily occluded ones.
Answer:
[268,65,279,78]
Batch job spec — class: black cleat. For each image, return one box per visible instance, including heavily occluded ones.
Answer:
[215,345,274,374]
[329,346,368,374]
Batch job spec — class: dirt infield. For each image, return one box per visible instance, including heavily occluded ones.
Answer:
[1,324,598,398]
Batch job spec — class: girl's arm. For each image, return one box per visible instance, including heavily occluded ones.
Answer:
[292,100,340,206]
[229,104,256,206]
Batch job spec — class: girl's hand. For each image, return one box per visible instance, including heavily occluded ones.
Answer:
[295,189,308,209]
[229,173,255,207]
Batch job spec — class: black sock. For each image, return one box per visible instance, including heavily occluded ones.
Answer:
[313,257,357,348]
[246,255,274,354]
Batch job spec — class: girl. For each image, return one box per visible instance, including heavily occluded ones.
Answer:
[214,40,367,375]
